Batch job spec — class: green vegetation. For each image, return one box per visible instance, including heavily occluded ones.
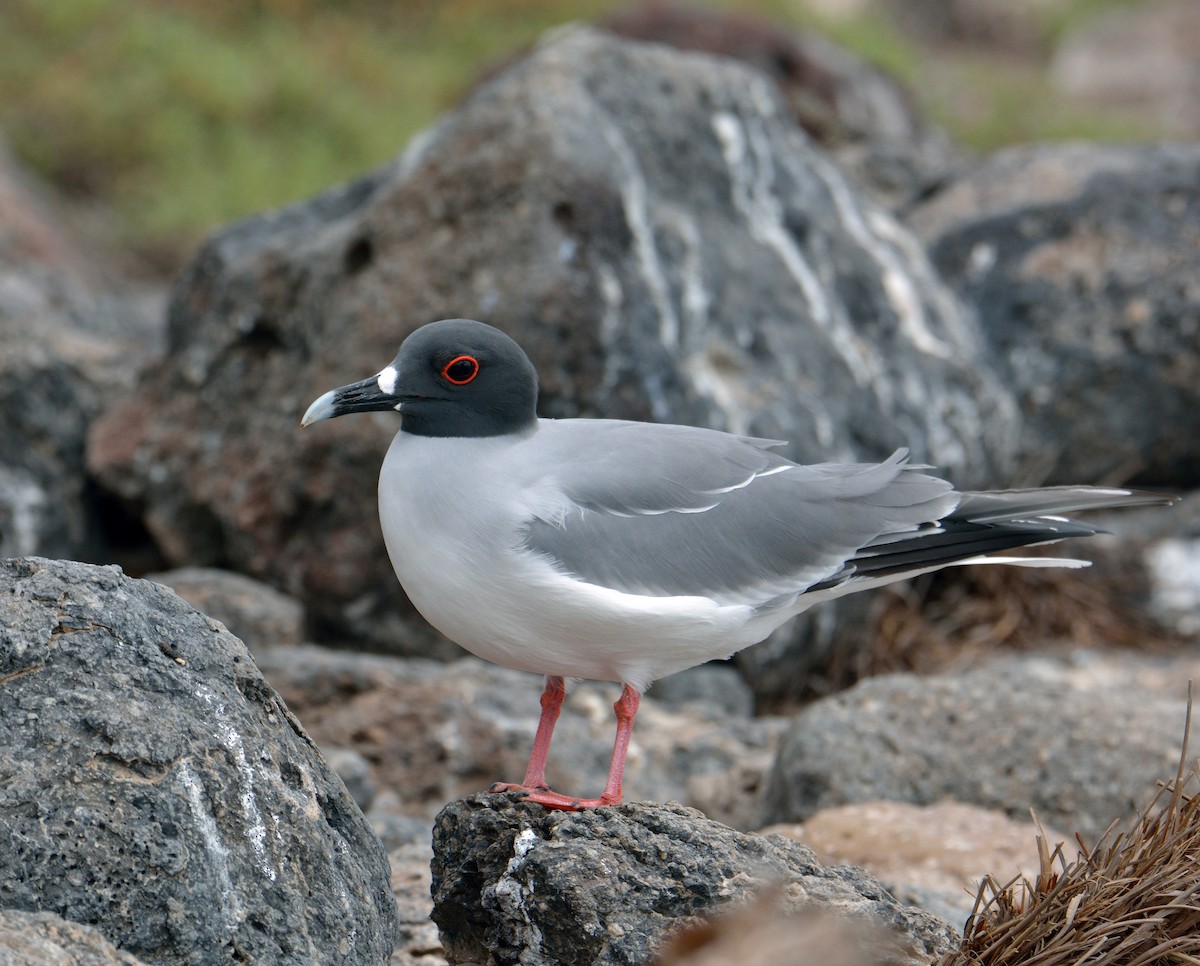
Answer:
[0,0,1158,272]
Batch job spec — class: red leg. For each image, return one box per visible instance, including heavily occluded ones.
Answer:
[507,684,641,811]
[488,676,565,794]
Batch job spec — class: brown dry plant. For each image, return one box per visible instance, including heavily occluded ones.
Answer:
[852,544,1185,686]
[940,695,1200,966]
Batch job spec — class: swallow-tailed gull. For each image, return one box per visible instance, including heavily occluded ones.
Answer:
[302,318,1168,810]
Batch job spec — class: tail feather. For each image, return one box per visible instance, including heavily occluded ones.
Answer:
[952,486,1170,524]
[808,485,1173,593]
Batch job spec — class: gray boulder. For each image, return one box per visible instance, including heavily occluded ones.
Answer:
[909,142,1200,487]
[0,557,397,964]
[762,654,1197,841]
[87,27,1015,674]
[431,796,957,966]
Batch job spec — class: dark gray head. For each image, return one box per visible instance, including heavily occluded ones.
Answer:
[301,319,538,438]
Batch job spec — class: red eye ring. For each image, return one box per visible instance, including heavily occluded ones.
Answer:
[441,354,480,385]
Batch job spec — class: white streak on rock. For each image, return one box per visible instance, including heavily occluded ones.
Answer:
[663,207,710,333]
[712,101,877,389]
[683,351,750,437]
[600,120,680,349]
[815,160,954,361]
[177,762,242,926]
[596,262,625,393]
[196,685,278,882]
[486,827,544,957]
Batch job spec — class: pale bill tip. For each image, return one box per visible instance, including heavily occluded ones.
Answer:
[300,389,338,428]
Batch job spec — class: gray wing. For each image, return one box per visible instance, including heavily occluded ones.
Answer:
[523,421,958,604]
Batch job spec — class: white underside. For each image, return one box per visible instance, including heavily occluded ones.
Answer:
[378,427,1088,689]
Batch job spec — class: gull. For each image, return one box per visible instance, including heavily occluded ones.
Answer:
[303,318,1167,810]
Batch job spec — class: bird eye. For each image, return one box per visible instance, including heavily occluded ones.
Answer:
[441,355,480,385]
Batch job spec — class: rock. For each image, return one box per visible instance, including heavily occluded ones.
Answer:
[0,557,397,964]
[647,661,755,717]
[254,646,784,830]
[909,142,1200,487]
[762,653,1198,841]
[390,840,448,966]
[601,4,959,207]
[0,139,163,566]
[1142,493,1200,638]
[88,27,1017,674]
[1146,537,1200,638]
[765,801,1070,929]
[0,910,149,966]
[323,745,377,812]
[371,812,434,853]
[430,797,957,966]
[1051,0,1200,139]
[734,590,875,709]
[146,566,305,650]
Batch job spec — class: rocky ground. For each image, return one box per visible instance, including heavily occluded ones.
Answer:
[2,4,1200,965]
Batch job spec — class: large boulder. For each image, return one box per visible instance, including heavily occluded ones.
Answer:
[88,27,1014,673]
[762,653,1198,841]
[909,142,1200,487]
[430,796,957,966]
[0,557,397,964]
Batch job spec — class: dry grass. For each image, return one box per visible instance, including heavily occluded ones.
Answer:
[941,697,1200,965]
[851,547,1183,683]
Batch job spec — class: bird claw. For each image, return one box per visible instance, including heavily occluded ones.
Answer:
[488,781,546,794]
[486,781,616,811]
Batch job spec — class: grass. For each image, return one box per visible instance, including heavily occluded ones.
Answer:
[0,0,1162,273]
[942,697,1199,964]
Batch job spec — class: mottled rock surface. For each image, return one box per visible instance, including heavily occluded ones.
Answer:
[762,654,1197,840]
[602,4,959,207]
[910,142,1200,487]
[431,796,957,966]
[0,557,397,964]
